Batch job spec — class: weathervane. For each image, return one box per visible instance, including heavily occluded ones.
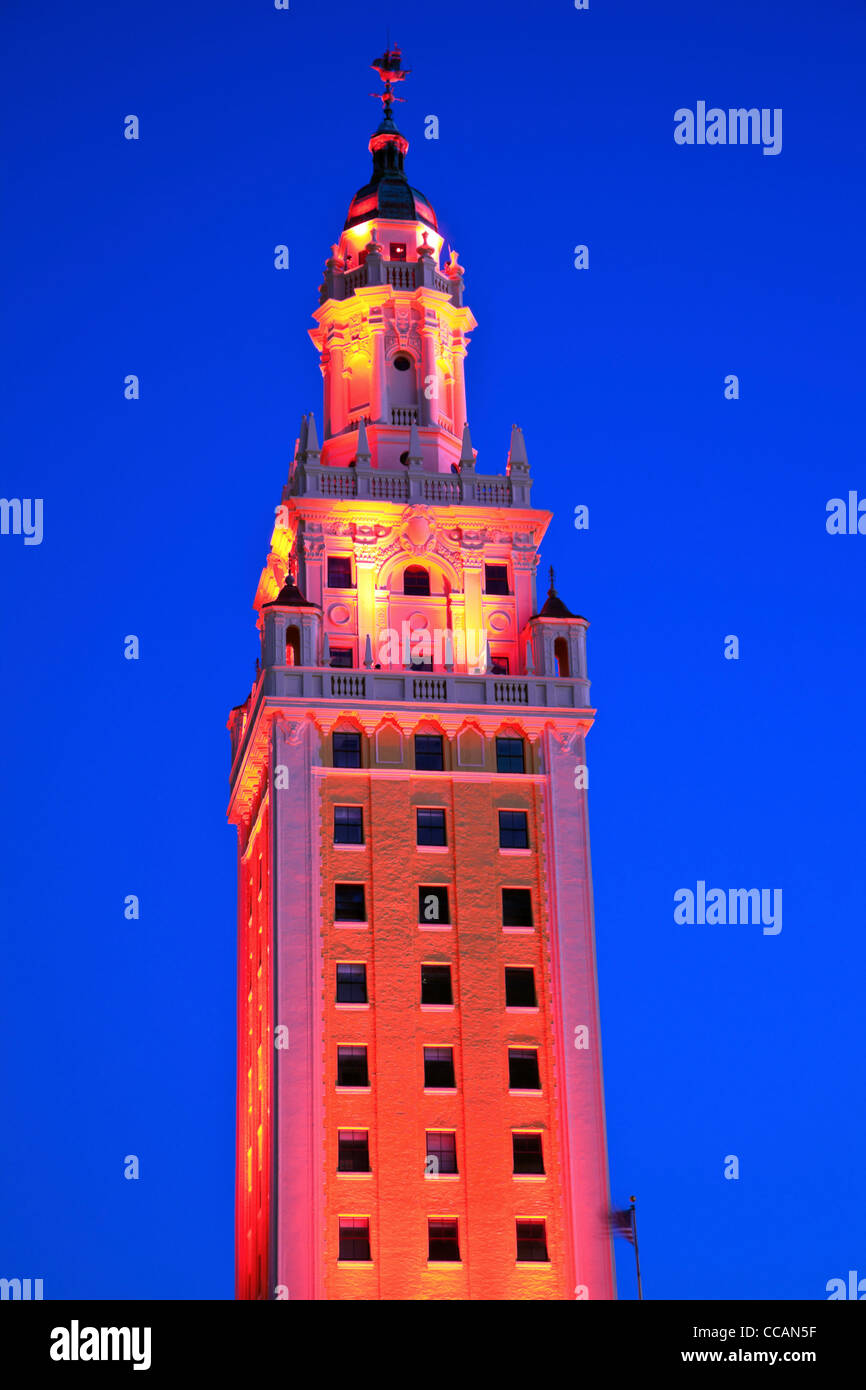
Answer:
[370,44,411,109]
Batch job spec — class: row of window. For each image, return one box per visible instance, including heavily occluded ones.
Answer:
[338,1217,548,1264]
[335,805,529,850]
[336,1129,545,1177]
[333,733,526,772]
[333,883,534,928]
[336,962,538,1008]
[335,1045,542,1091]
[326,558,510,598]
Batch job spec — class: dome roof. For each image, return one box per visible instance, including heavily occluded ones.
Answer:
[345,171,437,232]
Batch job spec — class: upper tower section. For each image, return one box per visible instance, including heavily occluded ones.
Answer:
[344,47,438,233]
[288,47,531,506]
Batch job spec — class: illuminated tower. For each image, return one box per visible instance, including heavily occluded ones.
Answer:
[228,48,615,1301]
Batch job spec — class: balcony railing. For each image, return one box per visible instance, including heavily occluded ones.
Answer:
[327,259,460,304]
[297,462,524,507]
[268,666,589,709]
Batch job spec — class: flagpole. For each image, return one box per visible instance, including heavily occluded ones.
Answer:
[630,1196,643,1300]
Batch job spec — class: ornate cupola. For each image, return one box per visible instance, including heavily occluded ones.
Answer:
[299,45,477,480]
[525,567,589,679]
[344,48,438,232]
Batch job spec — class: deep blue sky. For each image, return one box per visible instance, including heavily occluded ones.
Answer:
[2,0,864,1300]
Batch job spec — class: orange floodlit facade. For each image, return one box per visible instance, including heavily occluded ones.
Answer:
[227,47,615,1301]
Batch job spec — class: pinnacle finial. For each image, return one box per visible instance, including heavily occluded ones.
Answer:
[549,565,556,592]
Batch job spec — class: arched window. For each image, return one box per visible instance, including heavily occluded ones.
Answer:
[404,565,430,596]
[388,352,418,407]
[286,625,301,667]
[554,636,570,677]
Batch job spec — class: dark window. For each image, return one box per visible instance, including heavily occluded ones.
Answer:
[499,810,529,849]
[334,805,363,844]
[416,807,447,846]
[502,888,533,928]
[423,1046,455,1088]
[339,1217,371,1261]
[410,649,433,672]
[336,963,367,1004]
[330,647,353,668]
[516,1219,549,1262]
[415,734,444,770]
[421,964,453,1006]
[286,625,301,666]
[327,556,354,588]
[496,736,525,774]
[505,967,537,1008]
[512,1132,545,1176]
[491,655,509,675]
[337,1046,369,1088]
[428,1218,460,1262]
[418,886,450,925]
[393,353,412,371]
[403,565,430,596]
[390,242,407,261]
[426,1131,458,1176]
[333,731,361,768]
[508,1048,541,1090]
[335,883,366,922]
[337,1130,370,1173]
[485,564,509,595]
[554,636,570,677]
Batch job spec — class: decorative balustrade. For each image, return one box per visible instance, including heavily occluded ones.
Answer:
[266,666,589,710]
[390,406,418,427]
[387,263,416,289]
[369,473,409,501]
[296,463,523,507]
[420,475,461,503]
[325,259,461,304]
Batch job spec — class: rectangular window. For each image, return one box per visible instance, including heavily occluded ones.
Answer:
[330,647,353,668]
[336,1046,368,1088]
[508,1048,541,1090]
[505,967,537,1008]
[428,1218,460,1262]
[335,883,366,921]
[421,964,453,1005]
[418,886,450,925]
[491,655,509,675]
[339,1217,371,1261]
[502,888,533,928]
[416,807,447,846]
[390,241,407,261]
[496,736,525,773]
[333,731,361,768]
[516,1219,549,1262]
[426,1131,458,1176]
[484,564,509,595]
[512,1132,545,1175]
[415,734,444,770]
[423,1046,455,1088]
[336,963,367,1004]
[327,555,354,588]
[337,1130,370,1173]
[334,805,364,845]
[499,810,529,849]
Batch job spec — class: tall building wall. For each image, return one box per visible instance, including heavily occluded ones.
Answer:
[228,45,615,1301]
